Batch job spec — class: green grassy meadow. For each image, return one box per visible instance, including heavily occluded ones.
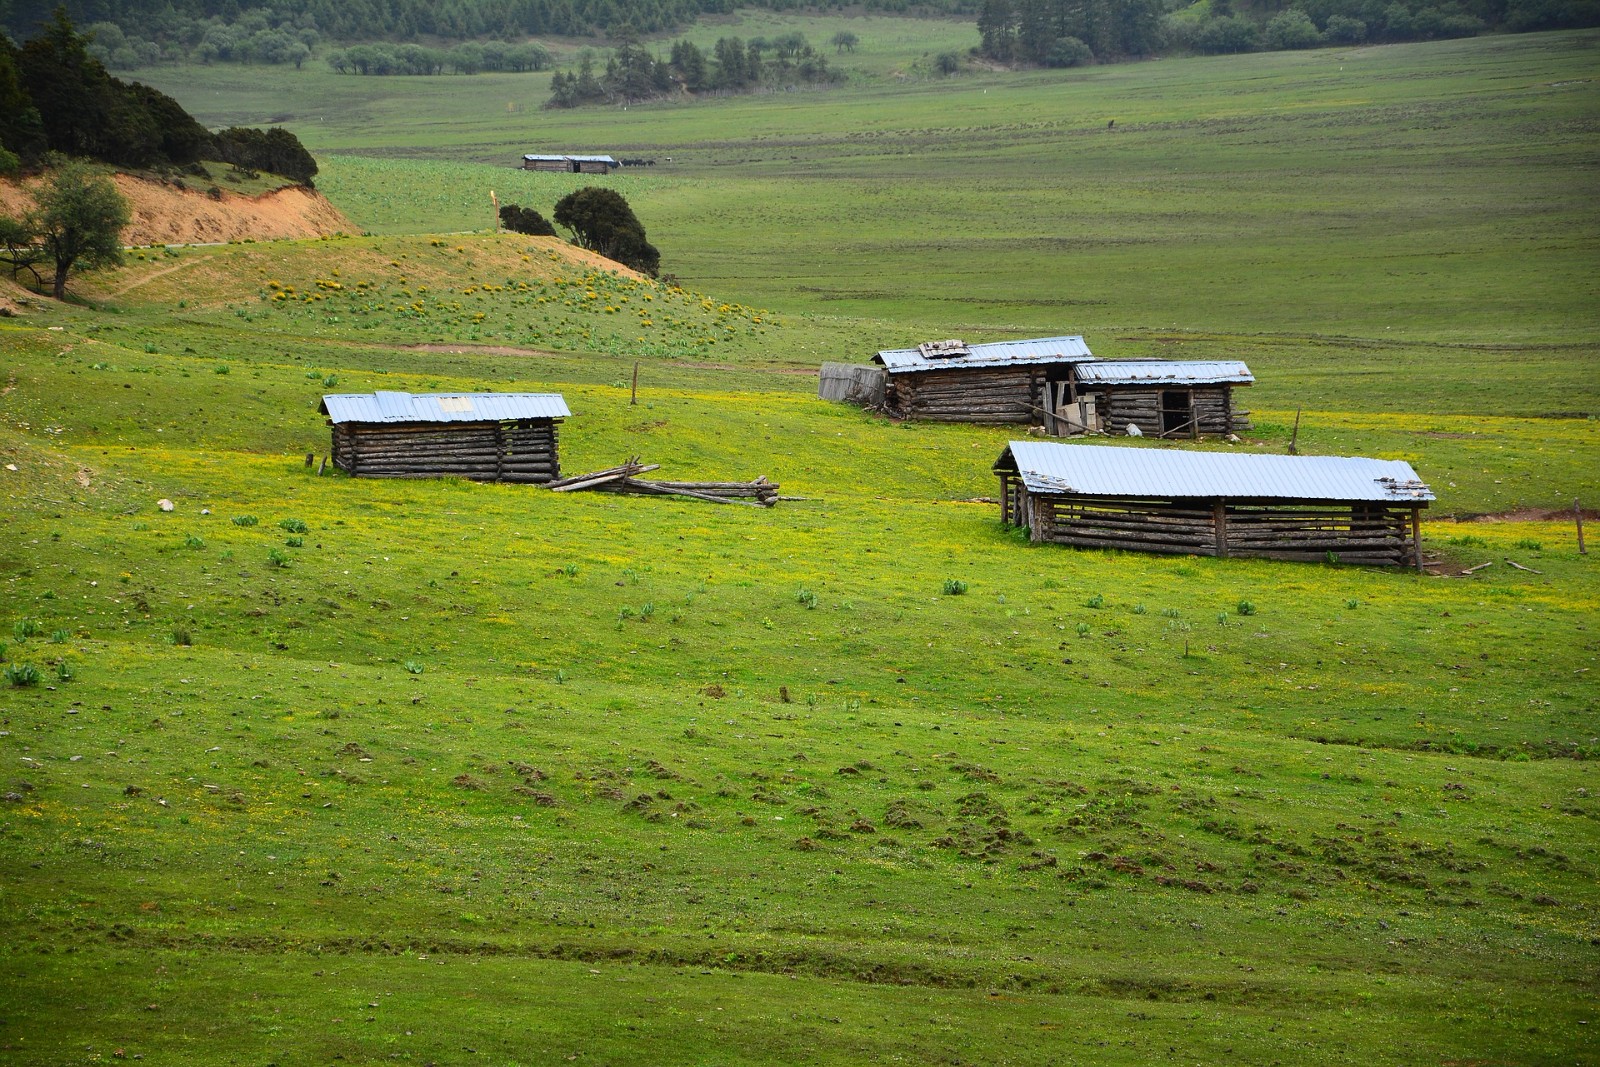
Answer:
[3,23,1599,1067]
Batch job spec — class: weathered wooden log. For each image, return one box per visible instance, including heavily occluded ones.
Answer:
[546,461,657,491]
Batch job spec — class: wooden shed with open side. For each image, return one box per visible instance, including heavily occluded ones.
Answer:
[993,441,1433,567]
[320,391,570,483]
[1070,360,1254,439]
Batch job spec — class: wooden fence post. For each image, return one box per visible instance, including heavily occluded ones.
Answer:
[631,361,639,406]
[1578,498,1587,555]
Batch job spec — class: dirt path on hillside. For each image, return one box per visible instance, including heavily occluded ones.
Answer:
[111,257,204,296]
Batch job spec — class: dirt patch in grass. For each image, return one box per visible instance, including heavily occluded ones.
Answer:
[0,171,354,247]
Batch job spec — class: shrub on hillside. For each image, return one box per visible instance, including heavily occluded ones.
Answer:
[500,204,556,236]
[1264,9,1324,49]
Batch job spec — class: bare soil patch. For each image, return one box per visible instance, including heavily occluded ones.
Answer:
[0,172,354,247]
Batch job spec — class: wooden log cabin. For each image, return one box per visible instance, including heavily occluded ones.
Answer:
[521,153,620,174]
[1069,360,1253,438]
[855,338,1251,436]
[320,391,570,483]
[993,441,1433,567]
[872,337,1097,423]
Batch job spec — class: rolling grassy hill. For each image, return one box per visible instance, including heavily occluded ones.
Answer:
[1,25,1597,1067]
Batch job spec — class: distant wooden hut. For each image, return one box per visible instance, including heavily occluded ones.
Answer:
[822,338,1251,436]
[320,391,570,483]
[868,336,1097,424]
[1070,360,1253,438]
[993,441,1433,567]
[521,154,620,174]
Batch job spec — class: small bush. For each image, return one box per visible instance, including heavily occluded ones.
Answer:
[1076,622,1091,637]
[1132,603,1147,615]
[170,628,192,646]
[1236,599,1256,616]
[942,579,968,596]
[50,629,70,644]
[1085,593,1105,609]
[55,661,74,682]
[214,364,230,375]
[561,564,579,577]
[284,536,304,548]
[322,374,339,388]
[4,663,41,687]
[267,548,291,568]
[1345,598,1360,610]
[232,515,259,527]
[13,619,42,642]
[795,587,818,609]
[279,518,309,533]
[404,660,425,675]
[1514,538,1543,551]
[184,534,206,549]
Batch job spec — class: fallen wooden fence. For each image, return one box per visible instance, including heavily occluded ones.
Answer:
[547,458,779,507]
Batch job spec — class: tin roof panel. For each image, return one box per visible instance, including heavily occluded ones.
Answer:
[320,392,570,424]
[999,441,1433,503]
[1075,360,1254,386]
[875,335,1095,373]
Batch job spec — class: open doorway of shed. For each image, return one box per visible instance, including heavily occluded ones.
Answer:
[1161,390,1193,437]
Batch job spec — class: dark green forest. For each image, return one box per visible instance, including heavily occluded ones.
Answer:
[0,12,315,179]
[0,0,974,51]
[2,0,1595,77]
[976,0,1600,64]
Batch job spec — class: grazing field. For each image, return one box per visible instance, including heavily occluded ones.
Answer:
[3,24,1599,1067]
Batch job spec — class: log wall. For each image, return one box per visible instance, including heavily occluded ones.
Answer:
[1020,492,1418,566]
[1087,385,1251,437]
[331,419,560,483]
[883,367,1045,424]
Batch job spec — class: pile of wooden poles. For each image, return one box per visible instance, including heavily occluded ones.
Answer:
[545,458,779,507]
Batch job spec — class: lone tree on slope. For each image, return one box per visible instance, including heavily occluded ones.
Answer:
[552,186,660,277]
[30,159,130,299]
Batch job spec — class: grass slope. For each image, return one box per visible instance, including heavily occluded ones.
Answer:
[1,27,1597,1067]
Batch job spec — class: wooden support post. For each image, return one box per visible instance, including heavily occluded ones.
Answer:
[630,361,639,406]
[305,452,314,467]
[317,457,328,476]
[1410,508,1424,572]
[1577,498,1587,555]
[1289,408,1302,455]
[1213,501,1230,558]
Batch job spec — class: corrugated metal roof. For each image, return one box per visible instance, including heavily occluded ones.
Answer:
[875,335,1095,374]
[998,441,1434,503]
[1075,360,1254,386]
[522,153,618,164]
[320,392,571,424]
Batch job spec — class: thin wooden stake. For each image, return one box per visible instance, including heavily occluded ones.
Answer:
[631,361,639,406]
[1288,407,1302,455]
[1577,498,1587,555]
